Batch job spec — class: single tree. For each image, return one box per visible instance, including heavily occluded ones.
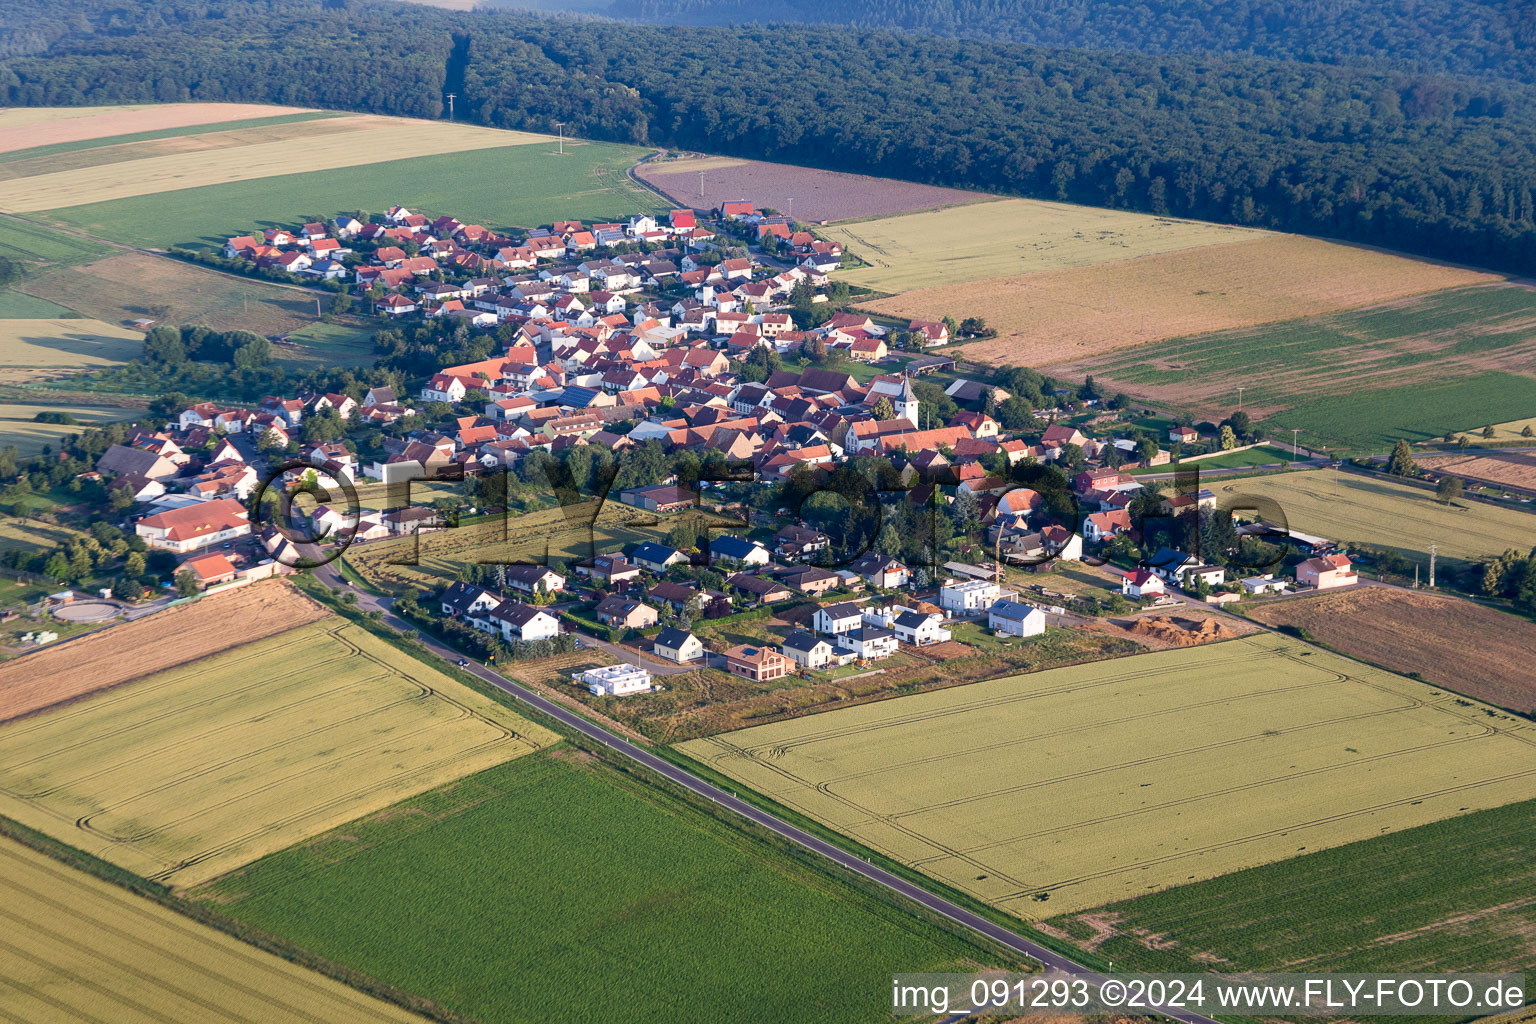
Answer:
[1386,438,1415,475]
[1483,425,1497,439]
[174,570,200,597]
[1219,425,1238,450]
[1435,476,1463,503]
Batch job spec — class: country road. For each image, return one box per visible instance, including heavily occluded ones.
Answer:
[313,563,1221,1024]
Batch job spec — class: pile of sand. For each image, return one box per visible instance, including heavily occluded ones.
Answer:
[1126,615,1236,646]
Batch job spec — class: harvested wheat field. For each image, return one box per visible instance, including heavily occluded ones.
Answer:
[0,836,431,1024]
[861,235,1498,368]
[0,618,556,886]
[1250,588,1536,712]
[0,103,316,154]
[636,155,987,222]
[0,316,144,378]
[0,580,327,723]
[1,116,547,211]
[18,251,320,337]
[683,635,1536,919]
[824,197,1264,292]
[1419,451,1536,492]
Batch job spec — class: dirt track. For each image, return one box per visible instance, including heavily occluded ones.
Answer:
[0,580,327,722]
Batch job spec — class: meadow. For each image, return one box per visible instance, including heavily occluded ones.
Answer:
[0,110,340,167]
[1,116,548,212]
[681,635,1536,919]
[0,835,429,1024]
[864,234,1496,369]
[0,400,144,455]
[1211,469,1536,569]
[40,138,662,249]
[0,516,81,555]
[1067,283,1536,450]
[1051,794,1536,976]
[0,215,110,268]
[0,618,556,886]
[199,750,1003,1024]
[0,290,77,317]
[822,197,1262,293]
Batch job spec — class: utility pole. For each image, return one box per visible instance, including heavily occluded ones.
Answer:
[1292,428,1300,459]
[1428,543,1437,588]
[698,170,705,202]
[1236,386,1245,410]
[315,297,321,319]
[787,197,793,220]
[553,122,566,156]
[445,93,455,120]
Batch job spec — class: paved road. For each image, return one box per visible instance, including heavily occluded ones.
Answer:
[315,565,1220,1024]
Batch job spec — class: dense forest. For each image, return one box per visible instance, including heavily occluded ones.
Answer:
[614,0,1536,83]
[4,0,1536,274]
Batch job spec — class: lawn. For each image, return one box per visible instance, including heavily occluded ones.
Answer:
[0,836,428,1024]
[0,618,556,887]
[1211,469,1536,569]
[1066,284,1536,452]
[681,635,1536,919]
[821,197,1262,293]
[1127,444,1307,474]
[41,139,662,249]
[1051,794,1536,976]
[197,750,1002,1024]
[277,319,376,367]
[0,516,81,554]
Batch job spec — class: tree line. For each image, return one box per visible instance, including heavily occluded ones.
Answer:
[3,0,1536,273]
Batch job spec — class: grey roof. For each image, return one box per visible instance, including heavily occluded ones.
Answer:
[843,626,895,642]
[654,626,698,649]
[990,599,1041,621]
[894,611,931,629]
[817,602,862,620]
[781,630,828,653]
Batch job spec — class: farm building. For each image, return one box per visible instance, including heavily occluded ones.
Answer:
[619,484,697,513]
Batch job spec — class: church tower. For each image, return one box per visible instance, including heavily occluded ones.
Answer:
[895,375,920,427]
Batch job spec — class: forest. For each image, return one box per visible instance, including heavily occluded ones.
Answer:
[614,0,1536,83]
[3,0,1536,274]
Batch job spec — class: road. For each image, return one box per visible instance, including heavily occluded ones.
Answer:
[315,564,1221,1024]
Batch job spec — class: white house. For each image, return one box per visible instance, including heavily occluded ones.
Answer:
[653,627,705,664]
[836,626,899,660]
[481,602,560,644]
[939,579,1004,614]
[1121,568,1166,599]
[577,663,653,696]
[503,564,566,597]
[781,630,836,669]
[813,602,864,635]
[892,610,951,646]
[988,599,1046,638]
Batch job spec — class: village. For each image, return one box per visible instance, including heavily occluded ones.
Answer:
[51,199,1371,687]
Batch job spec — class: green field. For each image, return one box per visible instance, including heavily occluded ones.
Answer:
[0,290,78,318]
[0,516,82,554]
[42,141,663,249]
[0,216,110,268]
[682,635,1536,919]
[1128,444,1308,474]
[277,320,376,367]
[199,750,1000,1024]
[0,401,143,455]
[1053,794,1536,975]
[1073,285,1536,452]
[1212,469,1536,569]
[0,619,556,887]
[0,835,431,1024]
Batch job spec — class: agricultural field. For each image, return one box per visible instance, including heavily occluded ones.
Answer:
[0,215,110,269]
[0,400,144,455]
[0,102,323,155]
[0,114,548,212]
[635,153,987,222]
[1061,283,1536,451]
[0,317,144,381]
[0,290,77,318]
[863,234,1497,368]
[1127,444,1308,474]
[198,750,1004,1024]
[0,581,327,723]
[0,616,556,886]
[681,635,1536,919]
[823,197,1264,293]
[1474,416,1536,442]
[0,835,430,1024]
[1249,588,1536,712]
[1418,450,1536,492]
[1049,793,1536,976]
[15,251,326,341]
[1211,469,1536,570]
[37,134,660,250]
